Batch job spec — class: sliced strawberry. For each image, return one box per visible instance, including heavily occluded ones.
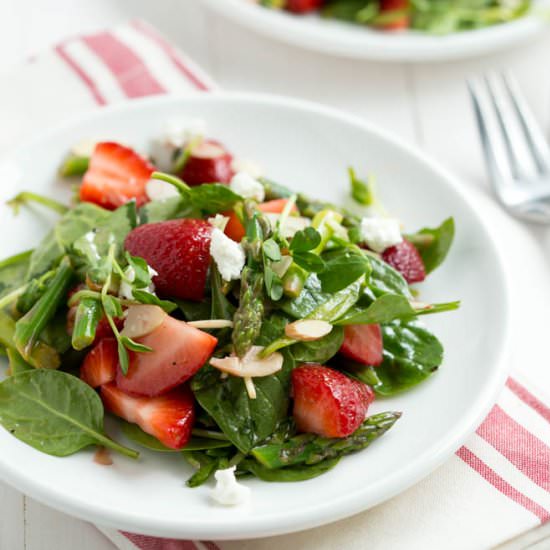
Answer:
[286,0,322,13]
[291,365,374,438]
[382,239,426,284]
[80,338,118,388]
[116,315,217,397]
[124,218,212,301]
[224,199,299,242]
[80,142,155,210]
[179,140,233,186]
[340,324,383,366]
[101,383,195,449]
[378,0,409,30]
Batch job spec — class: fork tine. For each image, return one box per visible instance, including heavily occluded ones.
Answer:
[502,72,550,175]
[467,78,511,188]
[484,73,536,181]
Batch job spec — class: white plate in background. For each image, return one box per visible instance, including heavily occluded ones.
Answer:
[202,0,548,61]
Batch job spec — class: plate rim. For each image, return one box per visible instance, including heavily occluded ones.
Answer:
[0,92,513,539]
[201,0,547,62]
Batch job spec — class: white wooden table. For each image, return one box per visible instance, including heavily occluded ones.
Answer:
[0,1,549,548]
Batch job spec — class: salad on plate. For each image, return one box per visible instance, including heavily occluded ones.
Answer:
[257,0,531,34]
[0,120,459,503]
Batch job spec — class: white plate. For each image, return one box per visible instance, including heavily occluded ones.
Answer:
[202,0,548,61]
[0,93,510,539]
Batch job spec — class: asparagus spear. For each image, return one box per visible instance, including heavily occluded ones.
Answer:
[14,257,73,364]
[59,154,89,177]
[232,267,264,358]
[71,297,102,350]
[252,411,401,468]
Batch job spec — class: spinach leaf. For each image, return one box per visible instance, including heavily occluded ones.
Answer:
[0,250,32,298]
[191,350,295,453]
[175,298,213,322]
[362,320,444,396]
[121,422,231,452]
[336,294,460,325]
[406,217,455,274]
[367,255,412,298]
[319,249,371,293]
[27,203,112,279]
[138,197,196,224]
[292,326,344,363]
[238,457,340,482]
[70,201,137,275]
[0,370,138,457]
[190,184,242,215]
[183,451,220,487]
[131,290,178,313]
[282,274,363,321]
[289,227,321,253]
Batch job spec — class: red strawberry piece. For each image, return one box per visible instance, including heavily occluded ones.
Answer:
[101,383,195,449]
[124,218,212,301]
[340,324,383,366]
[80,338,118,388]
[116,315,217,397]
[291,364,374,438]
[287,0,322,13]
[382,239,426,284]
[224,199,299,242]
[179,140,233,186]
[80,142,155,210]
[378,0,409,30]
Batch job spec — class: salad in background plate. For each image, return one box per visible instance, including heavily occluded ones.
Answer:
[257,0,532,34]
[0,119,458,504]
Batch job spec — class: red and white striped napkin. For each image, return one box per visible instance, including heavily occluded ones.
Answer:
[2,19,550,550]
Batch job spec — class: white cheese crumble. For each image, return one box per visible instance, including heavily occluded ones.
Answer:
[229,172,265,202]
[119,265,158,300]
[150,118,207,171]
[231,158,264,179]
[210,466,251,506]
[264,213,311,239]
[209,228,245,281]
[145,178,180,201]
[359,217,402,253]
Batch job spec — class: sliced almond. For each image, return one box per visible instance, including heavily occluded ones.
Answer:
[187,319,234,329]
[210,346,283,378]
[284,319,332,341]
[243,377,257,399]
[271,255,293,278]
[121,305,167,339]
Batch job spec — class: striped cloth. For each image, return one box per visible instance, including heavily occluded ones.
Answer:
[4,19,550,550]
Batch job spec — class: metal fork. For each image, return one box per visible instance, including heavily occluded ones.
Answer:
[468,72,550,224]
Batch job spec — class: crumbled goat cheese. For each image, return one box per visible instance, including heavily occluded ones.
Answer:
[209,228,245,281]
[359,217,402,253]
[149,118,207,171]
[208,214,230,231]
[210,466,251,506]
[119,265,158,300]
[145,178,180,201]
[229,172,265,202]
[231,158,264,179]
[264,213,311,239]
